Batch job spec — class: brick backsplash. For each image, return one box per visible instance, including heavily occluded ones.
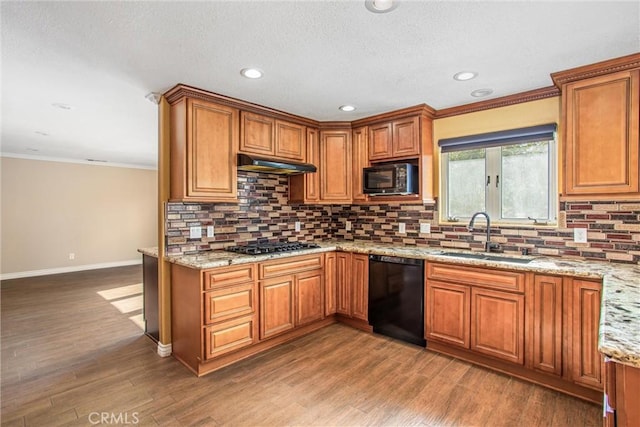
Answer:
[332,200,640,264]
[165,171,333,255]
[166,173,639,264]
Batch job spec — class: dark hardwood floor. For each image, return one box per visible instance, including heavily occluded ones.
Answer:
[1,266,602,426]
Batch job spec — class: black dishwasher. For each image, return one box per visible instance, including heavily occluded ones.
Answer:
[368,255,426,347]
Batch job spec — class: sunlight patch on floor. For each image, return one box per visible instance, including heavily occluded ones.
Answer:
[97,283,142,300]
[97,284,145,330]
[110,295,143,314]
[129,313,145,331]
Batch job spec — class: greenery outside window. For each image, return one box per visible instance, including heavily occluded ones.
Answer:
[439,124,558,225]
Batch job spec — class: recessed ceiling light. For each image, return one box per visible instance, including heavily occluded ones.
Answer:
[51,103,75,110]
[453,71,478,81]
[26,147,39,152]
[339,105,356,112]
[240,68,263,79]
[34,131,49,136]
[365,0,398,13]
[470,88,494,98]
[86,159,108,163]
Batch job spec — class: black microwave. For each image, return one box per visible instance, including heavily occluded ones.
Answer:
[363,163,419,195]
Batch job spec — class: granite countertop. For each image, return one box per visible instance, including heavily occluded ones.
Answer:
[139,240,640,368]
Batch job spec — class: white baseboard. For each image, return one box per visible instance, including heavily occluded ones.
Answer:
[157,341,172,358]
[0,259,142,281]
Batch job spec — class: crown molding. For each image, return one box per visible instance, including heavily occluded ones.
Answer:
[351,104,436,127]
[0,153,157,170]
[163,84,320,128]
[551,52,640,87]
[435,86,560,119]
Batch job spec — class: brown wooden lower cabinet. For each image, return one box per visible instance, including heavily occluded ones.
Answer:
[604,360,640,427]
[334,252,369,327]
[324,252,337,316]
[425,263,524,364]
[336,252,351,316]
[425,262,605,403]
[351,254,369,321]
[568,278,604,390]
[259,275,295,340]
[171,253,331,376]
[529,274,563,376]
[295,269,324,326]
[203,315,257,359]
[470,287,525,365]
[425,280,470,348]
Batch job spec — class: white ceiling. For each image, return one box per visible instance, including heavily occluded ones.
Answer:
[2,1,639,169]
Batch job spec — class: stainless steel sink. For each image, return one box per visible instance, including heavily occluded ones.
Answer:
[436,252,534,264]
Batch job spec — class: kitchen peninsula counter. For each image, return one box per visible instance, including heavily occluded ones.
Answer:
[143,240,640,368]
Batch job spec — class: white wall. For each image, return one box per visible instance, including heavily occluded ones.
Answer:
[1,157,157,278]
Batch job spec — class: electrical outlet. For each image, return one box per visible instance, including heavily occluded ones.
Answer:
[574,228,588,243]
[207,225,215,238]
[295,221,301,232]
[68,253,75,260]
[398,222,406,234]
[189,226,202,239]
[345,221,352,231]
[420,223,431,234]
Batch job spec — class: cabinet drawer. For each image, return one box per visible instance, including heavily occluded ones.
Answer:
[259,254,323,279]
[203,315,257,360]
[203,264,256,290]
[427,262,524,293]
[203,282,256,325]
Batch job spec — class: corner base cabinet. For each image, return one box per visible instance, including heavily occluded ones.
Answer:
[170,253,332,376]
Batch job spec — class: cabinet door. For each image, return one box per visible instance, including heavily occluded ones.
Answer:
[173,98,238,201]
[425,280,470,348]
[530,275,563,375]
[368,122,393,160]
[320,130,352,202]
[352,126,369,203]
[295,270,324,326]
[392,116,420,157]
[324,252,337,316]
[259,276,294,340]
[351,254,369,321]
[570,279,604,390]
[471,288,525,365]
[564,69,639,196]
[336,252,351,316]
[240,112,275,156]
[275,120,305,161]
[203,315,257,359]
[289,128,320,203]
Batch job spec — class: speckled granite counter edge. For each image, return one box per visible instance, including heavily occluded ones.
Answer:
[137,247,159,258]
[139,241,640,368]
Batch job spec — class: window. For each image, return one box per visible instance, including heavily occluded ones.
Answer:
[439,124,557,225]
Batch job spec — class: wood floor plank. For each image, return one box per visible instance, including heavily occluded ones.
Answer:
[1,265,602,427]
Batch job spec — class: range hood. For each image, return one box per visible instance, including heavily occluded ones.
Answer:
[237,154,317,175]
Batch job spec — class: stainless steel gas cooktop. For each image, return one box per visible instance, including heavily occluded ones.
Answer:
[224,242,320,255]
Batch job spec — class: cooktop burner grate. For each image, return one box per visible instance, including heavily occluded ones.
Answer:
[224,242,320,255]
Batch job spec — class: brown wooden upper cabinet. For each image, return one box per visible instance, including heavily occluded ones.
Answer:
[319,128,352,203]
[352,126,369,203]
[368,116,420,161]
[552,55,640,198]
[289,128,320,204]
[169,96,238,202]
[240,112,306,162]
